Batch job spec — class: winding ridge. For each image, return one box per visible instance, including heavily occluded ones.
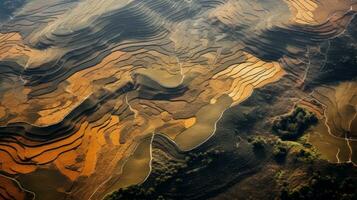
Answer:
[0,0,356,199]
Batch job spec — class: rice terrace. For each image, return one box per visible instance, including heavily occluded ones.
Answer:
[0,0,356,199]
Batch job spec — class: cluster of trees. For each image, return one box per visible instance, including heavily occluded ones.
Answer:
[273,107,318,140]
[185,149,223,166]
[105,148,224,200]
[249,136,267,150]
[293,149,316,163]
[281,169,356,200]
[248,135,291,162]
[105,159,186,200]
[105,186,156,200]
[272,142,289,163]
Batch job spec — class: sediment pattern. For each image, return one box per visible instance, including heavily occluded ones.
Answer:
[0,0,355,199]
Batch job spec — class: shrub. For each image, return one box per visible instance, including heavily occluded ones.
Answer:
[273,143,289,163]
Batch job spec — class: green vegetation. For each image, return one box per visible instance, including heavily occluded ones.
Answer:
[105,148,224,200]
[292,148,317,164]
[249,136,268,150]
[271,139,319,164]
[273,107,318,140]
[280,166,357,200]
[272,141,289,163]
[275,170,286,180]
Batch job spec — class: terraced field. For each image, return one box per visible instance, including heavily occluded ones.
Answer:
[308,82,357,164]
[0,0,356,199]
